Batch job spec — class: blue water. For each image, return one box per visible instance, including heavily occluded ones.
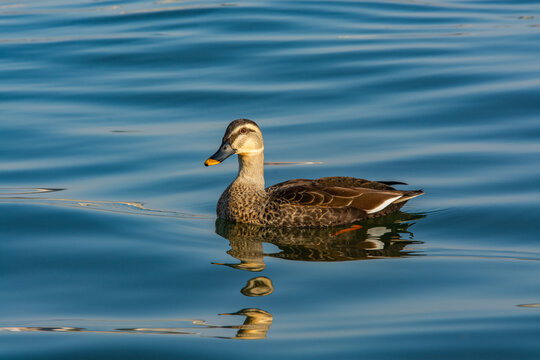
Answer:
[2,0,540,358]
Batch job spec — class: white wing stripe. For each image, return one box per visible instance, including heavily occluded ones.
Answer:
[366,195,403,214]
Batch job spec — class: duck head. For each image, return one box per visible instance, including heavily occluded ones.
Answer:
[205,119,264,166]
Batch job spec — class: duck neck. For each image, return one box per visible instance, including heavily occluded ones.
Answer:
[235,152,265,191]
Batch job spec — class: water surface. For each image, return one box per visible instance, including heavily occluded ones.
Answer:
[1,0,540,358]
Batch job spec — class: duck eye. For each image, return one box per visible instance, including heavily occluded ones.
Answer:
[240,128,247,134]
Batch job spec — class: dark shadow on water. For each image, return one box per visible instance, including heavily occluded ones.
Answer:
[214,212,426,272]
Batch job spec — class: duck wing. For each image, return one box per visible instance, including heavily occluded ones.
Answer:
[269,183,418,214]
[267,176,423,215]
[266,176,398,191]
[311,176,402,190]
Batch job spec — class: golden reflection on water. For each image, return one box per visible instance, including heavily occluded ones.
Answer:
[241,277,274,297]
[218,309,273,340]
[0,187,64,195]
[0,188,210,219]
[518,303,540,308]
[0,309,273,340]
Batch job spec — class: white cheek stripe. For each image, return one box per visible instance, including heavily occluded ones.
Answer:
[366,195,402,214]
[237,146,264,155]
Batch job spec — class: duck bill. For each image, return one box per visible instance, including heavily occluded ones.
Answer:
[204,140,235,166]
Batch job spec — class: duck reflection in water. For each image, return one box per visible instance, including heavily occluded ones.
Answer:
[209,212,424,338]
[0,309,273,340]
[214,211,425,272]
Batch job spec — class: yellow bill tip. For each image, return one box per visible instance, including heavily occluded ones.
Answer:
[204,158,221,166]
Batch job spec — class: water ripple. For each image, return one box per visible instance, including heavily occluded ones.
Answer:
[2,0,540,357]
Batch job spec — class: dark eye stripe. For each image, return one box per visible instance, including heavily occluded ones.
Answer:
[239,127,255,135]
[224,127,255,143]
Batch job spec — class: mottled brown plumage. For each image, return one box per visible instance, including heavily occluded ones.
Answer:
[205,119,423,227]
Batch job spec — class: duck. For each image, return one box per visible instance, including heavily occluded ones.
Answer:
[204,119,423,227]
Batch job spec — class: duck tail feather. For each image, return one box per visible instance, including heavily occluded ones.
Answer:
[394,190,424,203]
